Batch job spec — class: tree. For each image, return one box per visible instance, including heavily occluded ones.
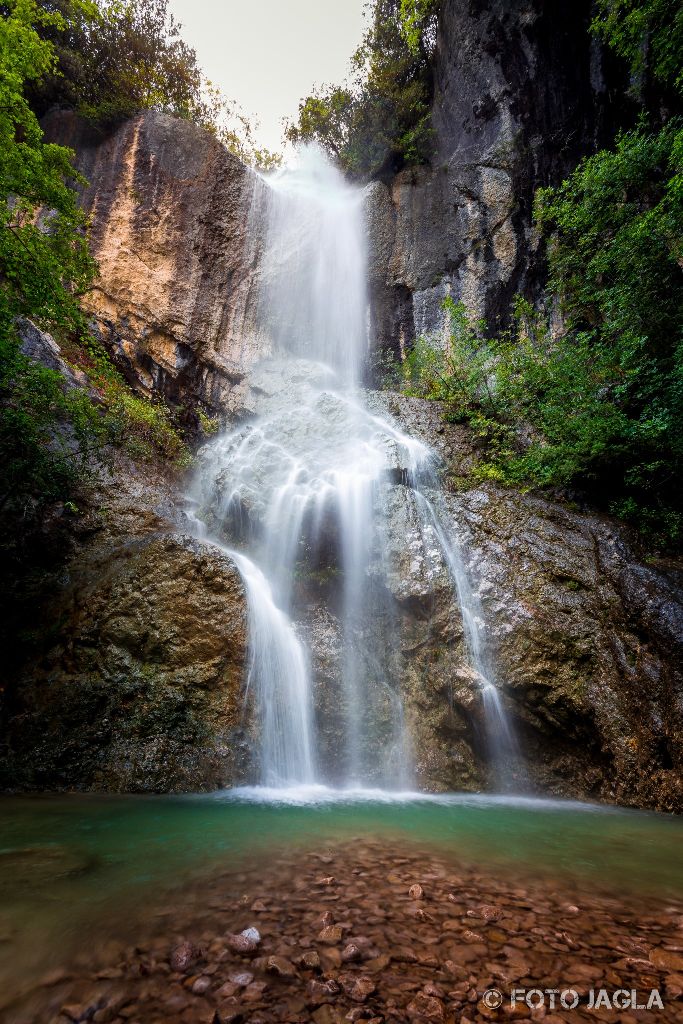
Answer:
[285,0,439,178]
[27,0,282,168]
[591,0,683,101]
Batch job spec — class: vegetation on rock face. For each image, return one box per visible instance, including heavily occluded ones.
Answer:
[591,0,683,102]
[284,0,440,178]
[1,0,188,521]
[28,0,281,168]
[402,0,683,549]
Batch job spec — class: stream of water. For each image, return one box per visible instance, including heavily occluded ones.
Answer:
[193,145,518,791]
[4,150,683,1022]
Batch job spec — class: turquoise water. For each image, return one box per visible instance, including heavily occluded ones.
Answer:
[1,788,682,998]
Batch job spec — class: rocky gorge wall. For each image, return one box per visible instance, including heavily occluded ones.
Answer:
[5,1,681,807]
[367,0,631,354]
[41,109,267,424]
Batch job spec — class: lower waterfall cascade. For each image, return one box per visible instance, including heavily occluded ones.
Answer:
[192,145,522,792]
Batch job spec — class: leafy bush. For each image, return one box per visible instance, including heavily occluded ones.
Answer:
[403,291,682,549]
[29,0,281,168]
[402,0,682,549]
[1,0,188,520]
[591,0,683,99]
[285,0,439,178]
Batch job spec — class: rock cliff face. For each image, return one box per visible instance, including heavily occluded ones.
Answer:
[42,110,264,422]
[367,0,630,353]
[371,394,683,810]
[0,377,250,791]
[14,4,679,807]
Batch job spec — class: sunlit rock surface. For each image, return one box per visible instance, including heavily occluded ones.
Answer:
[41,109,263,419]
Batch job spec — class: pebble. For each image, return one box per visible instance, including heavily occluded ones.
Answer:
[340,974,376,1003]
[225,932,258,955]
[13,839,683,1024]
[170,941,197,973]
[265,955,298,978]
[191,975,211,994]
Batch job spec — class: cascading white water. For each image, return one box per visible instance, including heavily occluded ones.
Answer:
[411,488,523,789]
[193,144,521,791]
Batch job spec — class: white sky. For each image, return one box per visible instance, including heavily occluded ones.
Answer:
[168,0,367,154]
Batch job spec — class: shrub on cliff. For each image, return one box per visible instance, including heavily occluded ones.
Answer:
[285,0,439,178]
[1,0,188,519]
[28,0,281,168]
[404,1,682,549]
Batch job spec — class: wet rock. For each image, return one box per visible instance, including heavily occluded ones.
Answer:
[170,942,198,973]
[298,950,321,970]
[406,993,445,1020]
[467,905,500,922]
[651,948,683,971]
[307,978,341,1004]
[225,933,258,956]
[318,925,344,945]
[1,525,249,793]
[341,943,363,963]
[191,975,211,994]
[228,972,254,987]
[340,974,376,1003]
[265,955,298,979]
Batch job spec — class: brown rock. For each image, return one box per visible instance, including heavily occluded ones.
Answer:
[191,975,211,995]
[318,925,344,945]
[228,972,254,987]
[409,884,425,900]
[406,993,445,1020]
[467,904,500,921]
[266,955,298,979]
[307,978,341,1004]
[364,954,391,973]
[341,943,363,963]
[170,941,198,973]
[298,950,321,970]
[341,974,376,1003]
[225,933,258,955]
[650,948,683,971]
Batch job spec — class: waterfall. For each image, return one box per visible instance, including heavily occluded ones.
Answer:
[193,144,521,792]
[414,493,524,790]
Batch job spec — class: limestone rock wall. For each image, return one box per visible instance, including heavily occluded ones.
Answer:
[42,110,264,421]
[373,392,683,811]
[367,0,630,352]
[0,367,250,792]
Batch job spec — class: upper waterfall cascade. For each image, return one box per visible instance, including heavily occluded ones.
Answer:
[193,146,520,791]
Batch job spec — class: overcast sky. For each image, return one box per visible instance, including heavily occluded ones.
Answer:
[168,0,367,154]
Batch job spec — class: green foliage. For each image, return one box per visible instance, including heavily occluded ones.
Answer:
[401,1,683,549]
[0,335,106,509]
[591,0,683,97]
[285,0,439,177]
[29,0,282,168]
[403,290,682,549]
[399,0,440,54]
[1,0,98,508]
[0,0,188,517]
